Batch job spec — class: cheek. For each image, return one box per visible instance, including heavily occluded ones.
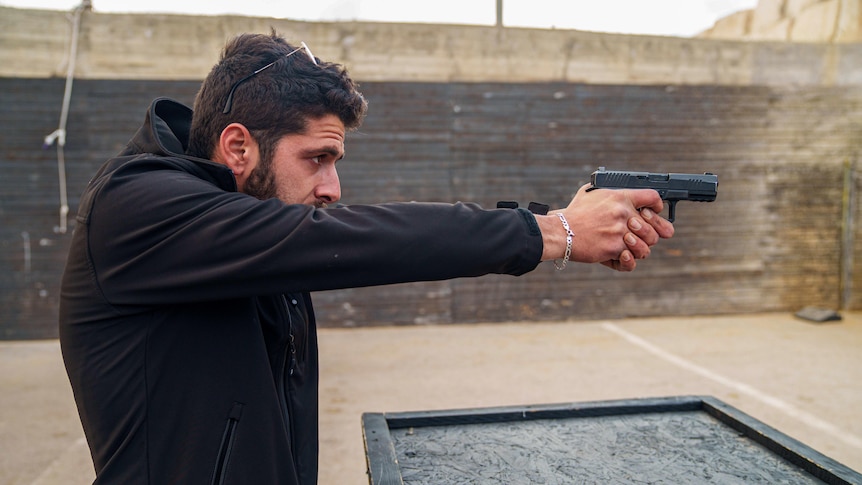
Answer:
[272,162,318,204]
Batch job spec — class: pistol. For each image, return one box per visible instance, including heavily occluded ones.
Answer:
[589,167,718,222]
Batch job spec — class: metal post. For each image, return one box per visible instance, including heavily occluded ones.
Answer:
[841,157,856,309]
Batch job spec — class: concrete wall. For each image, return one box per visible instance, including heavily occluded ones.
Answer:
[2,6,861,86]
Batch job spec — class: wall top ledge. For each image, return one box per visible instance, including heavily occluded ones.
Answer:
[2,6,860,87]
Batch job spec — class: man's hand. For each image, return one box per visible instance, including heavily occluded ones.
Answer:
[538,184,674,271]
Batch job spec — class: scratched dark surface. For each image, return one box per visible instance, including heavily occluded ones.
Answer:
[390,411,825,484]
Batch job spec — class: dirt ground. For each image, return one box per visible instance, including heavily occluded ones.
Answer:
[2,312,860,484]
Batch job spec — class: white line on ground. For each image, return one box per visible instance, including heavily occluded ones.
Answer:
[601,321,862,450]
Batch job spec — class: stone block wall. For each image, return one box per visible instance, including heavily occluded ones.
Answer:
[700,0,862,43]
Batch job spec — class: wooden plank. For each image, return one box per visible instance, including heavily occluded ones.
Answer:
[361,413,404,485]
[2,78,861,336]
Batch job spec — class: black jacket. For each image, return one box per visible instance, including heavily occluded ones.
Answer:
[59,98,543,484]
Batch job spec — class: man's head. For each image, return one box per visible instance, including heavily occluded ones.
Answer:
[188,31,367,205]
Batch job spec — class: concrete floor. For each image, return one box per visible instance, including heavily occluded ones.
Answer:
[2,312,860,484]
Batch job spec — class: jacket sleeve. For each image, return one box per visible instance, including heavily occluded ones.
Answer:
[85,160,543,306]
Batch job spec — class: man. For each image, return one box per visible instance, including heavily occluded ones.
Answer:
[60,31,673,484]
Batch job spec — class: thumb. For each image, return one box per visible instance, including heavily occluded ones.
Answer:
[626,189,664,213]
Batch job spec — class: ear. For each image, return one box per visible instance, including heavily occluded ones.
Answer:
[212,122,260,191]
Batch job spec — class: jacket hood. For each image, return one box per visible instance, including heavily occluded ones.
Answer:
[119,97,236,191]
[124,97,193,157]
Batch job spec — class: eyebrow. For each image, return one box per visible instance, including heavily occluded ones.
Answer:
[301,145,344,160]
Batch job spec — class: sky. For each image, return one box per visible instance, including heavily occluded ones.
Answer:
[1,0,758,37]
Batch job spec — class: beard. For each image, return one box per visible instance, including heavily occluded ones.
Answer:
[243,162,277,201]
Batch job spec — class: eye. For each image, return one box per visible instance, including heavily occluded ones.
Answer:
[310,156,321,165]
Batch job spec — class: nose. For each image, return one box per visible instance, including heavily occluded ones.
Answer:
[315,164,341,204]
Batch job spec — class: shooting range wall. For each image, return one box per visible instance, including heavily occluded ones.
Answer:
[2,6,862,338]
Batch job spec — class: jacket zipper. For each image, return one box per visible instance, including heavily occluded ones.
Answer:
[211,402,243,485]
[279,295,299,465]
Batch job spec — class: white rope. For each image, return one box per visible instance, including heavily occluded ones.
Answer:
[44,1,91,234]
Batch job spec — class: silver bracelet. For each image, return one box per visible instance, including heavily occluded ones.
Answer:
[554,213,574,271]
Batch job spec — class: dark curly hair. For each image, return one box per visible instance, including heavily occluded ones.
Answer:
[187,30,367,168]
